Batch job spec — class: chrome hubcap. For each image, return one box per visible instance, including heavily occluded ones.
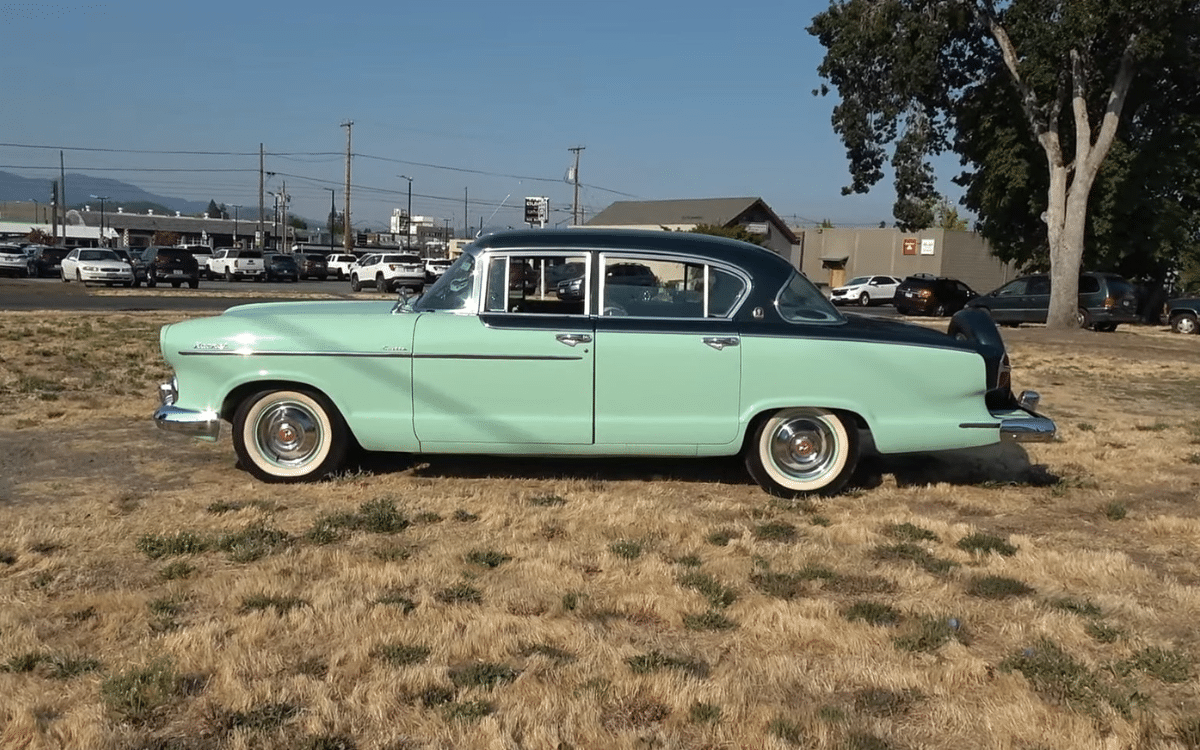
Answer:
[770,417,837,480]
[254,401,321,467]
[1179,317,1197,334]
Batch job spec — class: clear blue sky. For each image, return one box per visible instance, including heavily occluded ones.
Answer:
[0,1,961,232]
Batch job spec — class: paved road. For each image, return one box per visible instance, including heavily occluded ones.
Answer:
[1,276,907,319]
[0,276,367,313]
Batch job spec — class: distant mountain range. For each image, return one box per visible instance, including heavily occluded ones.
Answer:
[0,170,211,215]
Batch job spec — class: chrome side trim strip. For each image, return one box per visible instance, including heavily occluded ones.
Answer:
[179,350,411,358]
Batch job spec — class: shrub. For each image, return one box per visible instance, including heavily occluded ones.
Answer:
[956,533,1018,556]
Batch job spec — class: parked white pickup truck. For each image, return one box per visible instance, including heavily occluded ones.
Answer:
[208,248,265,281]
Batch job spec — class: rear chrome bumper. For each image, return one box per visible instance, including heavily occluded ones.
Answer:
[994,390,1056,443]
[153,379,221,441]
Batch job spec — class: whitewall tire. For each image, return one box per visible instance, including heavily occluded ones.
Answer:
[232,389,348,483]
[745,407,859,497]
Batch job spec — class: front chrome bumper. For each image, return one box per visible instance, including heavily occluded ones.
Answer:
[995,390,1056,443]
[154,379,221,441]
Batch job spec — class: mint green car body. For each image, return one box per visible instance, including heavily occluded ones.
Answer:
[155,229,1054,496]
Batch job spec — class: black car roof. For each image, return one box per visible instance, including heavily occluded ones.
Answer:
[471,228,793,279]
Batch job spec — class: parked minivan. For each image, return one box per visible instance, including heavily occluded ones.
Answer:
[966,271,1139,331]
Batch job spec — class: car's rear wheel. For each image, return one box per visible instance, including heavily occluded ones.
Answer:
[376,272,387,292]
[189,278,199,289]
[225,269,234,283]
[744,407,859,498]
[60,269,68,283]
[1075,308,1092,329]
[859,292,871,306]
[1172,313,1198,335]
[233,389,349,483]
[1093,322,1118,332]
[171,280,181,288]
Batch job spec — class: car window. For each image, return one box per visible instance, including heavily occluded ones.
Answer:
[1028,277,1050,295]
[1079,276,1100,294]
[414,252,478,312]
[485,253,588,315]
[777,271,844,324]
[996,279,1027,295]
[845,276,869,287]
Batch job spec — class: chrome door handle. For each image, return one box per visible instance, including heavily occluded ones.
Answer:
[703,336,740,350]
[556,333,592,347]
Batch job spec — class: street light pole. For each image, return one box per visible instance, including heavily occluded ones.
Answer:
[30,199,40,224]
[398,175,413,250]
[328,188,336,255]
[90,194,110,246]
[229,205,241,247]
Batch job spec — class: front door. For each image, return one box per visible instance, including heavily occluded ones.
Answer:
[411,251,594,447]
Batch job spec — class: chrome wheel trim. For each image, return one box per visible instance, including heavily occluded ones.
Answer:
[1175,315,1198,335]
[246,395,330,475]
[759,408,849,491]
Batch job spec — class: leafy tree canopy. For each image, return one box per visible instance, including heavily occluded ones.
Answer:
[810,0,1200,327]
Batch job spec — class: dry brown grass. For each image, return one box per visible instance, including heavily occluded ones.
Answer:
[2,311,1199,749]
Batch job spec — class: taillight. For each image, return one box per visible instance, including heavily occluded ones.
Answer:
[1103,296,1115,309]
[997,353,1012,391]
[918,289,932,298]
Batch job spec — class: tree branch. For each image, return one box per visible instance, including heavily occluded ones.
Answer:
[1084,34,1139,176]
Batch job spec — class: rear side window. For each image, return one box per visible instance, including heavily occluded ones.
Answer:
[1079,276,1101,294]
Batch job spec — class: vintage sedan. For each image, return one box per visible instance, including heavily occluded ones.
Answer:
[153,229,1055,497]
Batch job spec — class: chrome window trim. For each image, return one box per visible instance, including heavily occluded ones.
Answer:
[478,249,592,317]
[596,250,752,320]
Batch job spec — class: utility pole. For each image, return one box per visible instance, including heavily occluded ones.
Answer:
[59,151,66,229]
[280,181,288,251]
[341,120,353,252]
[51,182,59,242]
[463,187,468,240]
[568,146,585,226]
[258,144,265,248]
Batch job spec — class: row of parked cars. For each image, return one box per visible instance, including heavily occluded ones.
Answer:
[826,271,1200,333]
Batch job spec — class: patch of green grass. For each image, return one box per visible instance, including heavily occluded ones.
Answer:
[678,571,737,608]
[689,701,721,724]
[453,509,479,522]
[1001,639,1131,716]
[299,734,357,750]
[442,700,494,722]
[750,566,837,600]
[435,583,482,605]
[465,549,512,568]
[753,520,798,542]
[518,643,576,663]
[448,662,520,689]
[1134,422,1171,432]
[413,511,443,524]
[215,701,301,732]
[1,652,102,679]
[674,553,703,567]
[315,498,410,536]
[706,528,739,546]
[0,550,15,565]
[1077,422,1096,432]
[966,575,1035,599]
[148,596,186,632]
[100,658,187,725]
[1177,716,1200,748]
[768,716,806,745]
[609,539,643,559]
[240,594,308,616]
[844,600,902,627]
[372,544,414,562]
[159,561,195,581]
[1048,596,1102,618]
[136,530,210,559]
[682,610,738,631]
[810,515,831,527]
[625,650,709,678]
[883,522,939,543]
[1086,621,1123,643]
[3,651,45,673]
[846,731,898,750]
[956,532,1018,556]
[529,494,567,507]
[872,543,958,575]
[214,524,292,563]
[1113,646,1192,684]
[371,642,431,667]
[66,606,96,623]
[1184,453,1200,465]
[303,518,343,545]
[561,591,583,611]
[894,615,967,653]
[375,590,417,614]
[854,687,922,716]
[1103,501,1128,520]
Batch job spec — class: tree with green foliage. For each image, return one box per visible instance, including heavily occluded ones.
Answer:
[809,0,1200,329]
[683,223,768,246]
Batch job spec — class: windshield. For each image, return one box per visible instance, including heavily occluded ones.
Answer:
[413,252,477,312]
[80,250,120,261]
[777,271,844,324]
[843,276,869,287]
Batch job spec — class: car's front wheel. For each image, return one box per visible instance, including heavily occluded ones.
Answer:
[233,389,349,483]
[744,407,859,498]
[1172,313,1198,335]
[350,274,362,292]
[859,292,871,306]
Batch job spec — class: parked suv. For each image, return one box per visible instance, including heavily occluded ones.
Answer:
[298,253,329,280]
[350,253,426,292]
[263,253,300,282]
[325,253,359,280]
[966,272,1138,331]
[1167,297,1200,335]
[893,274,978,317]
[137,246,201,289]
